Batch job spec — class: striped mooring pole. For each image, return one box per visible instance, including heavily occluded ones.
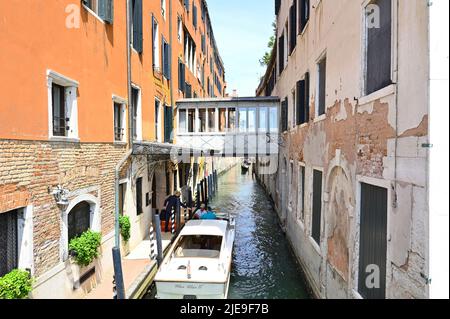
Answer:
[171,208,176,235]
[149,223,157,261]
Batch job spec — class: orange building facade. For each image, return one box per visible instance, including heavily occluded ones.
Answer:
[0,0,225,298]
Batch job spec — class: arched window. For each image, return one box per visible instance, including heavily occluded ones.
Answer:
[68,201,91,244]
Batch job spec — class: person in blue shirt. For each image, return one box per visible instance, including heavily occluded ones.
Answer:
[201,206,217,220]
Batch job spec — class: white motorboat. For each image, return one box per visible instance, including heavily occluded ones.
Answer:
[154,216,235,299]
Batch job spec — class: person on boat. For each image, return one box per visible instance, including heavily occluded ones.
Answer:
[193,203,207,219]
[200,210,217,220]
[163,191,189,232]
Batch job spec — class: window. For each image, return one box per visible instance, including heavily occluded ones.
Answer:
[177,16,183,43]
[152,17,160,71]
[193,4,198,29]
[82,0,114,23]
[259,107,268,131]
[155,99,162,142]
[248,108,256,133]
[174,235,223,258]
[48,71,78,139]
[208,108,216,132]
[198,109,206,132]
[289,1,297,54]
[162,37,171,79]
[184,0,190,12]
[0,210,18,277]
[119,183,126,216]
[269,107,278,133]
[187,109,195,133]
[291,90,296,129]
[299,0,310,34]
[185,83,192,98]
[365,0,392,95]
[161,0,166,19]
[219,108,227,132]
[281,98,288,132]
[164,105,173,143]
[227,108,236,131]
[52,84,67,137]
[179,109,196,134]
[278,33,285,74]
[311,170,323,245]
[179,110,187,133]
[113,102,125,142]
[296,72,310,125]
[131,0,143,53]
[178,59,186,93]
[68,202,91,244]
[317,56,327,116]
[298,165,305,221]
[358,183,388,299]
[238,108,248,133]
[275,0,281,15]
[131,87,141,140]
[136,178,143,216]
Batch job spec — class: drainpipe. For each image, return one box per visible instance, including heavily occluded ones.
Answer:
[169,0,174,143]
[111,0,134,300]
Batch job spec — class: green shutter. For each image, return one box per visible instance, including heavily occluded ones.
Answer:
[164,105,173,143]
[133,0,143,53]
[99,0,114,24]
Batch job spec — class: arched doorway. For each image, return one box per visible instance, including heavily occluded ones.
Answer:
[68,201,91,244]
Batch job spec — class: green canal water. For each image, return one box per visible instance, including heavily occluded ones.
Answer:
[145,165,311,299]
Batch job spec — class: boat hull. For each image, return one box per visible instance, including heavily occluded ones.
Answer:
[155,278,230,299]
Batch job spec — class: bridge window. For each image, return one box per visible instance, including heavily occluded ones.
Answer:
[227,108,236,131]
[179,109,187,133]
[238,109,248,133]
[198,109,206,132]
[188,109,195,132]
[248,108,256,133]
[219,108,226,132]
[269,107,278,133]
[259,107,268,131]
[208,108,216,132]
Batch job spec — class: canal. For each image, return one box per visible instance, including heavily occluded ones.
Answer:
[145,164,311,299]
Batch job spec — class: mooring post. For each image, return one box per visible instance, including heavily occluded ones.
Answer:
[149,223,157,261]
[215,170,218,192]
[196,183,201,209]
[175,199,181,235]
[112,247,126,299]
[153,213,163,267]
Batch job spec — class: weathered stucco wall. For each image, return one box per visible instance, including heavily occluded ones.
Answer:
[258,0,429,299]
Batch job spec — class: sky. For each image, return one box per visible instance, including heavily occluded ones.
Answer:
[206,0,275,97]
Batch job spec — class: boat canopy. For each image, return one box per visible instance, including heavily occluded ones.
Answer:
[180,220,228,237]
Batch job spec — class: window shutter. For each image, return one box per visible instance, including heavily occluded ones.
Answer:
[275,0,281,15]
[289,3,297,54]
[133,0,143,53]
[184,0,190,12]
[296,80,305,125]
[163,40,171,79]
[193,5,198,28]
[304,72,310,123]
[152,15,156,66]
[99,0,114,24]
[164,105,173,143]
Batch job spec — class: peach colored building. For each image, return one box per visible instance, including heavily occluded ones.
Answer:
[0,0,225,298]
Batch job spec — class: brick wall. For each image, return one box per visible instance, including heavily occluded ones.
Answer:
[0,140,128,277]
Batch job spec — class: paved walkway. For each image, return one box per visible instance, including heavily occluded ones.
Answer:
[85,233,173,299]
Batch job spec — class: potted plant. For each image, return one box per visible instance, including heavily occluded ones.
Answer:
[0,269,34,299]
[69,230,102,267]
[119,215,131,255]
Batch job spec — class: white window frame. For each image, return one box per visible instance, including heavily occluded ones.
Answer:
[47,70,79,141]
[161,0,166,20]
[297,162,306,224]
[177,15,183,43]
[61,192,101,262]
[131,84,142,142]
[112,95,127,143]
[359,0,398,102]
[155,98,162,143]
[153,20,161,71]
[314,51,327,121]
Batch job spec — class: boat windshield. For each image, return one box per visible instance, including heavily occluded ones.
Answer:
[174,235,222,259]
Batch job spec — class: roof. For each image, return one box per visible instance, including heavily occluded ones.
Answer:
[180,220,228,237]
[176,96,280,104]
